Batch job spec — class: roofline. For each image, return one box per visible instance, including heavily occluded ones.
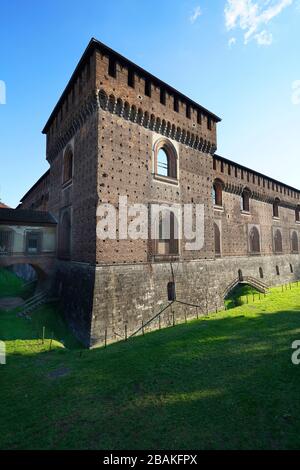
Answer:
[214,154,300,195]
[42,38,222,134]
[0,219,57,226]
[20,169,50,202]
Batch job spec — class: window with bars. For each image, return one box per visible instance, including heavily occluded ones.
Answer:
[26,232,42,254]
[0,230,13,255]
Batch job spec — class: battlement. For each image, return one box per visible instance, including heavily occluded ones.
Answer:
[213,154,300,208]
[43,38,221,159]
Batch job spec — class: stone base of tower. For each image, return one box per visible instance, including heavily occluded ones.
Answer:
[54,255,300,348]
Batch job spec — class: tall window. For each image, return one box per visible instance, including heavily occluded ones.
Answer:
[291,231,299,253]
[63,146,73,184]
[26,231,42,254]
[0,230,13,255]
[274,229,283,253]
[241,189,251,212]
[259,267,264,279]
[157,149,168,177]
[155,211,179,257]
[249,226,260,254]
[213,180,223,207]
[59,210,71,259]
[296,206,300,223]
[154,140,177,180]
[214,223,221,257]
[273,198,280,218]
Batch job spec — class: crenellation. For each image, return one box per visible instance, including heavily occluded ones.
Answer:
[17,38,300,348]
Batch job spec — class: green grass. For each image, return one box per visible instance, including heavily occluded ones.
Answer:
[225,283,260,309]
[0,267,36,299]
[1,284,300,450]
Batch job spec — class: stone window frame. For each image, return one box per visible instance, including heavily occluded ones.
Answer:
[272,197,280,219]
[24,230,43,255]
[214,220,222,258]
[273,227,283,254]
[212,178,224,209]
[295,205,300,224]
[0,229,14,255]
[58,206,72,261]
[152,208,180,262]
[152,137,179,186]
[290,230,299,254]
[62,143,74,187]
[241,187,251,214]
[248,224,261,256]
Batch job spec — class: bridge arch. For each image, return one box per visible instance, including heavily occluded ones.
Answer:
[223,274,268,299]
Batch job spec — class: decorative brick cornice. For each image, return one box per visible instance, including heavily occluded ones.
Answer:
[46,89,217,162]
[98,89,217,155]
[224,183,299,209]
[47,93,99,162]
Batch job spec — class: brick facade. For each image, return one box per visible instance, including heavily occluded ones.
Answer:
[20,38,300,347]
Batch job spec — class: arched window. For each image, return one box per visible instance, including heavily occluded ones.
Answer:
[214,223,221,257]
[59,210,71,259]
[155,210,179,256]
[249,226,261,254]
[291,231,299,253]
[63,146,73,184]
[273,198,280,218]
[259,267,264,279]
[99,89,108,109]
[108,94,115,113]
[274,229,283,253]
[116,98,123,116]
[241,189,251,212]
[154,140,177,180]
[212,179,223,207]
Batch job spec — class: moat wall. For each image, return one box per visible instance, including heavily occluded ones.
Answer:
[55,254,300,348]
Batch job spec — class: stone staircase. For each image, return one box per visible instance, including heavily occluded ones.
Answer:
[18,290,49,318]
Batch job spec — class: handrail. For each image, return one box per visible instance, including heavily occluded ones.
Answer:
[129,301,175,338]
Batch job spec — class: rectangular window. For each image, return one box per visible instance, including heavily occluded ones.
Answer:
[145,79,151,97]
[207,117,212,130]
[173,96,179,112]
[108,57,117,78]
[160,88,166,105]
[0,231,13,255]
[128,69,135,88]
[186,104,191,119]
[26,232,42,254]
[197,110,202,124]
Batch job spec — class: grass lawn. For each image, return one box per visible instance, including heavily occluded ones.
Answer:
[225,284,260,309]
[0,267,36,299]
[1,283,300,450]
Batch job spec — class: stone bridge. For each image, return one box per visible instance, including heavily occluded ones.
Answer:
[0,253,56,280]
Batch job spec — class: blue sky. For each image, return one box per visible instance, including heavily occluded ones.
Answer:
[0,0,299,207]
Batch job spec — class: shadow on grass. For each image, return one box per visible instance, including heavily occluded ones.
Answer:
[2,304,300,449]
[0,302,81,350]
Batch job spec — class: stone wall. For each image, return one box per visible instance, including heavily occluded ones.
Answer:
[23,39,300,348]
[87,253,300,347]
